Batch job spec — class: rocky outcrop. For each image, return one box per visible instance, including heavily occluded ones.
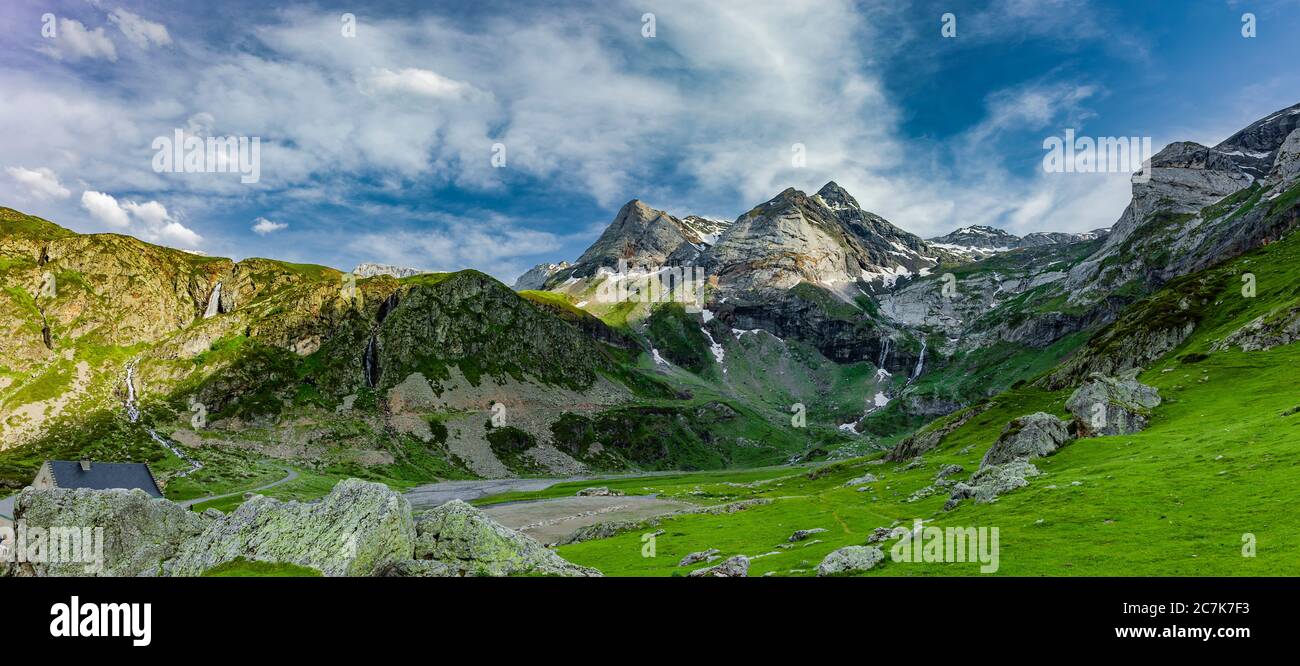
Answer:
[1065,373,1161,437]
[13,487,205,577]
[167,479,415,577]
[980,412,1073,468]
[407,499,600,577]
[1213,306,1300,352]
[816,545,884,576]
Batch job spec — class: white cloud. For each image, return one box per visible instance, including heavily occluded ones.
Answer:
[251,217,287,235]
[81,191,131,228]
[363,68,485,100]
[41,19,118,62]
[80,191,203,248]
[108,9,172,50]
[5,167,71,199]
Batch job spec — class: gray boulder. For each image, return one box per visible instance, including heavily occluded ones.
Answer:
[1066,373,1161,437]
[688,555,749,577]
[166,479,415,577]
[935,464,965,480]
[410,499,599,577]
[816,546,884,576]
[981,412,1073,468]
[14,487,204,577]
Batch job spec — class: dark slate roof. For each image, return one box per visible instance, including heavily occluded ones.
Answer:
[46,461,163,497]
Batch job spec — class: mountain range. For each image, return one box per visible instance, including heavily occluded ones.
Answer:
[2,102,1299,578]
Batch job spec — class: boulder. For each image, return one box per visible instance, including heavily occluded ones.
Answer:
[788,528,827,542]
[410,499,599,577]
[844,474,877,486]
[688,555,749,577]
[1066,373,1161,437]
[950,460,1042,504]
[981,412,1073,468]
[679,548,721,566]
[816,546,884,576]
[576,487,623,497]
[166,479,415,577]
[14,487,205,577]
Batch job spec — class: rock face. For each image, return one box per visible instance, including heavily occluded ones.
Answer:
[1066,373,1161,437]
[512,261,570,291]
[167,479,415,577]
[704,182,948,302]
[407,499,600,577]
[688,554,749,577]
[816,545,884,576]
[353,262,424,279]
[14,487,205,577]
[980,412,1073,468]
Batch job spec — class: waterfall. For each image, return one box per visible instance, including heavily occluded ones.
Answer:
[203,282,223,319]
[363,334,380,387]
[910,338,927,382]
[122,361,203,477]
[124,362,140,424]
[877,337,892,370]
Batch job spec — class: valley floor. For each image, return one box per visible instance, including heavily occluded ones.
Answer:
[466,342,1300,576]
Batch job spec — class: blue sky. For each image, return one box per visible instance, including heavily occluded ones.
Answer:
[2,0,1298,282]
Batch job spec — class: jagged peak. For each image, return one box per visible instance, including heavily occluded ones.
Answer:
[815,180,860,210]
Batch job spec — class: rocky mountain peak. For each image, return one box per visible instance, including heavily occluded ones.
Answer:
[815,181,860,210]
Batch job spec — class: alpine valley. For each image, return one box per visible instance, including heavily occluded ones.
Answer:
[3,102,1300,577]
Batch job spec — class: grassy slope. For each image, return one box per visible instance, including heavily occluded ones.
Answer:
[502,229,1300,576]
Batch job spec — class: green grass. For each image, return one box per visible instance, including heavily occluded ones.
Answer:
[200,557,322,577]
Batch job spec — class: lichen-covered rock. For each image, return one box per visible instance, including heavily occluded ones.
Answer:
[981,412,1073,468]
[688,555,749,577]
[1066,373,1161,437]
[411,499,599,577]
[816,546,884,576]
[950,460,1042,504]
[166,479,415,577]
[14,487,204,577]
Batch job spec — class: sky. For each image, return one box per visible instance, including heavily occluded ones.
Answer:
[2,0,1298,282]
